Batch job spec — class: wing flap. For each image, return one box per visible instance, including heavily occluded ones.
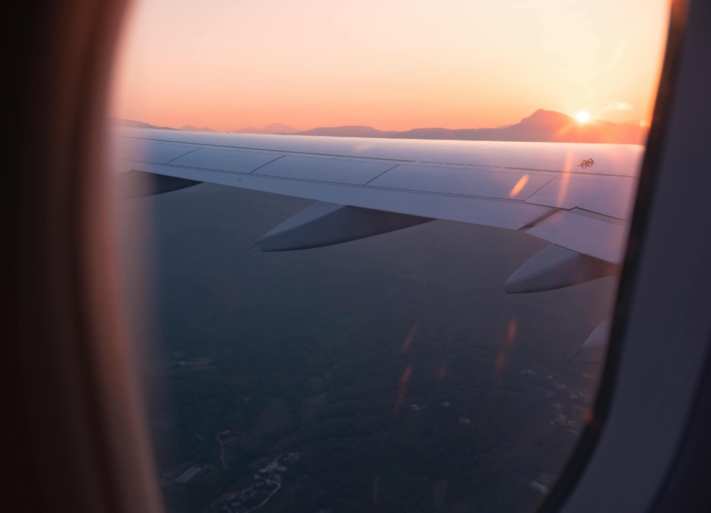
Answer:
[578,184,637,220]
[121,160,552,230]
[170,147,284,173]
[525,209,628,263]
[525,174,633,209]
[253,155,395,185]
[366,164,554,200]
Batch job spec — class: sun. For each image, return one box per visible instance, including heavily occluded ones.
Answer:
[575,110,591,123]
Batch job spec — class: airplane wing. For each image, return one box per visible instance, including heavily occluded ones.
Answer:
[112,127,642,294]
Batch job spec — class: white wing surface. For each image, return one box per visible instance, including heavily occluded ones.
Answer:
[113,128,642,268]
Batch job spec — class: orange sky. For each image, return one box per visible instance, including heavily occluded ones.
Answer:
[111,0,671,132]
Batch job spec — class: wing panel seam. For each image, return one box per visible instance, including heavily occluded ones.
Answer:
[164,147,201,164]
[248,155,286,174]
[117,135,416,163]
[126,160,551,206]
[519,208,562,230]
[118,136,639,177]
[363,164,400,185]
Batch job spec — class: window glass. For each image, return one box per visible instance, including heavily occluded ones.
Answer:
[110,2,669,512]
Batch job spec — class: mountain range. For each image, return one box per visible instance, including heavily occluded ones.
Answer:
[111,118,176,130]
[293,110,647,144]
[110,119,299,134]
[234,123,301,134]
[112,109,647,144]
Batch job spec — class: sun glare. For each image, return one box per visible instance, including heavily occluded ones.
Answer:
[112,0,670,131]
[575,111,591,123]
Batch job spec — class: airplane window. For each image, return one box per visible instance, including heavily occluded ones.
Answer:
[109,1,670,512]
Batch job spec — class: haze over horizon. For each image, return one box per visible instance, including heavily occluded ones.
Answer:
[113,108,649,144]
[111,0,670,133]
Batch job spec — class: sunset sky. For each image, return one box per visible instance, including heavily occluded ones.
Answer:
[111,0,671,132]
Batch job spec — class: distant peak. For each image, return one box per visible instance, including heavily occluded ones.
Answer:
[110,117,175,130]
[293,126,397,138]
[262,123,300,133]
[520,109,574,125]
[234,123,300,134]
[180,125,216,133]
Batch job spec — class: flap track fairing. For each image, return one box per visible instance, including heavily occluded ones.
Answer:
[505,244,618,294]
[260,202,433,252]
[580,319,610,364]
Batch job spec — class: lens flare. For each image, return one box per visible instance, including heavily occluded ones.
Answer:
[509,175,529,198]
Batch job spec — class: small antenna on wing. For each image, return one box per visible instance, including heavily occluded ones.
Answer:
[247,240,261,251]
